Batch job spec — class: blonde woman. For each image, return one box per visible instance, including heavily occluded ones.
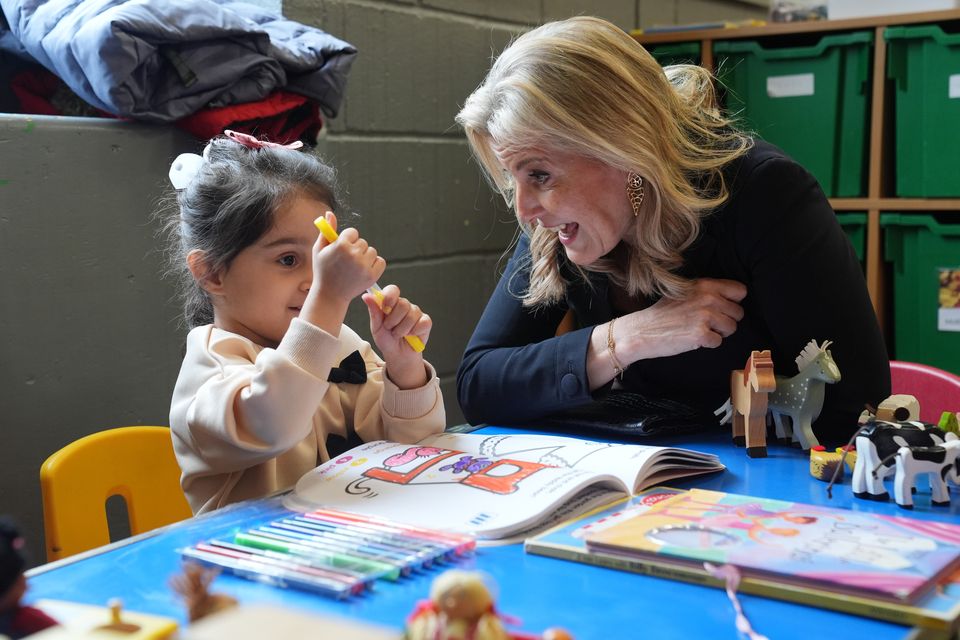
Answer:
[455,17,889,446]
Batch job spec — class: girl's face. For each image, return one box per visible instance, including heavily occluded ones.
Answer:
[207,195,327,348]
[494,145,635,266]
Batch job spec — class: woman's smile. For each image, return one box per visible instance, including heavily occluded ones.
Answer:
[556,222,579,245]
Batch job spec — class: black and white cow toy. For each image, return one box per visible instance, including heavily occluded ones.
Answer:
[852,419,958,501]
[891,439,960,509]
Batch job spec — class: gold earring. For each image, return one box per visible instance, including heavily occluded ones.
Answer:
[627,173,644,218]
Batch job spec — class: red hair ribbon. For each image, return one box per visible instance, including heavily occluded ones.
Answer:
[223,129,304,151]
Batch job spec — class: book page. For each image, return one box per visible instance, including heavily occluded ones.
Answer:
[419,432,723,493]
[282,440,627,540]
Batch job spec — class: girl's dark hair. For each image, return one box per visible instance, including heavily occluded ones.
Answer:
[157,137,344,328]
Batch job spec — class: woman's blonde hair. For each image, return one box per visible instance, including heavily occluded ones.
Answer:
[455,16,751,306]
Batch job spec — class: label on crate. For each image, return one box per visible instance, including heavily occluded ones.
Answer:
[949,74,960,99]
[938,268,960,332]
[766,73,814,98]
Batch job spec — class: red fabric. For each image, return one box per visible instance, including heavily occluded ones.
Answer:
[10,68,62,115]
[175,90,322,144]
[9,67,115,119]
[8,605,59,638]
[8,70,320,145]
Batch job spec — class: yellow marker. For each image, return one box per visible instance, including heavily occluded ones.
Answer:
[314,216,426,353]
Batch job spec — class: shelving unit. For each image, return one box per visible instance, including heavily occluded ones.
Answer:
[634,9,960,337]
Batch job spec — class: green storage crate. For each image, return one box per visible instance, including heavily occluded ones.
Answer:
[885,25,960,196]
[647,42,701,67]
[715,31,873,197]
[836,212,867,266]
[882,214,960,374]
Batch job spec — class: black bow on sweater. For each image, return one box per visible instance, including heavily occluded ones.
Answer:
[326,350,367,384]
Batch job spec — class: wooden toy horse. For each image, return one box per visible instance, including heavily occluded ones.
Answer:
[731,350,776,458]
[768,339,841,451]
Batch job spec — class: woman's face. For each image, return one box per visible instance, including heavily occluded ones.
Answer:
[495,145,635,266]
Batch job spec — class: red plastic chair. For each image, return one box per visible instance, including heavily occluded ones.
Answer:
[889,361,960,423]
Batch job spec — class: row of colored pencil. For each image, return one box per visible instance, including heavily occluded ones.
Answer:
[180,507,476,598]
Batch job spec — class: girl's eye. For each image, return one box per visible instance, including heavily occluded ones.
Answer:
[529,171,550,185]
[278,254,297,267]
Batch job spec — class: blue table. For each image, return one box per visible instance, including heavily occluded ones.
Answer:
[25,428,960,639]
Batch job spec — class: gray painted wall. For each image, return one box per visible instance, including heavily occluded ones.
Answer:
[0,0,764,562]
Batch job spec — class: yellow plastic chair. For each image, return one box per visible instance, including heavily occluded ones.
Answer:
[40,426,192,561]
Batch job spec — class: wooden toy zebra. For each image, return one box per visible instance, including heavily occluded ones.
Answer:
[768,339,842,451]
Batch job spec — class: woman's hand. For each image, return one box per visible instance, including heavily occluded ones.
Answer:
[620,278,747,359]
[364,284,431,390]
[587,278,746,389]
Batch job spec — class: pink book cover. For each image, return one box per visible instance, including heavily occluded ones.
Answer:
[585,488,960,603]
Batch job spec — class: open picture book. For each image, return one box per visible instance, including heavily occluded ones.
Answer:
[282,432,723,542]
[526,487,960,631]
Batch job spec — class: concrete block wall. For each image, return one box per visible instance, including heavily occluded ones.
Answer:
[0,0,765,561]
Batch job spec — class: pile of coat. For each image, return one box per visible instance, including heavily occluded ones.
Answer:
[0,0,357,139]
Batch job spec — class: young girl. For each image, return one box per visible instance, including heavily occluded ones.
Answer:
[160,131,445,514]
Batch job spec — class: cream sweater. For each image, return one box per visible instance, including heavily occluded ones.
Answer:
[170,317,445,514]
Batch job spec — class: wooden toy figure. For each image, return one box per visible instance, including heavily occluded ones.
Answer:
[170,562,238,623]
[939,411,959,436]
[875,395,920,422]
[888,439,960,509]
[809,446,844,482]
[0,517,59,639]
[852,420,957,501]
[406,570,510,640]
[768,339,841,450]
[730,350,776,458]
[405,570,573,640]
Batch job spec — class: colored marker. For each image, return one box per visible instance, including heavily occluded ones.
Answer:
[253,525,414,576]
[304,509,474,554]
[181,545,361,599]
[196,541,364,587]
[313,215,426,352]
[202,540,373,588]
[270,521,421,568]
[308,508,476,555]
[285,516,437,568]
[233,532,400,580]
[290,515,448,565]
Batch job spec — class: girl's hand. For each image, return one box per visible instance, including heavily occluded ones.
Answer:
[363,284,431,390]
[312,212,385,305]
[299,211,385,337]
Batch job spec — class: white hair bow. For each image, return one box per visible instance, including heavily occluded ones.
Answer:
[168,150,206,190]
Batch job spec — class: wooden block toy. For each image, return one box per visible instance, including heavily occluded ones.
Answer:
[939,411,959,435]
[876,394,920,422]
[26,599,178,639]
[182,604,397,640]
[809,446,844,482]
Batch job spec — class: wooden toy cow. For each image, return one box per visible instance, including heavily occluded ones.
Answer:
[891,439,960,509]
[852,419,957,501]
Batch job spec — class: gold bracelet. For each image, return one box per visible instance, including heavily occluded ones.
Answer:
[607,318,625,379]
